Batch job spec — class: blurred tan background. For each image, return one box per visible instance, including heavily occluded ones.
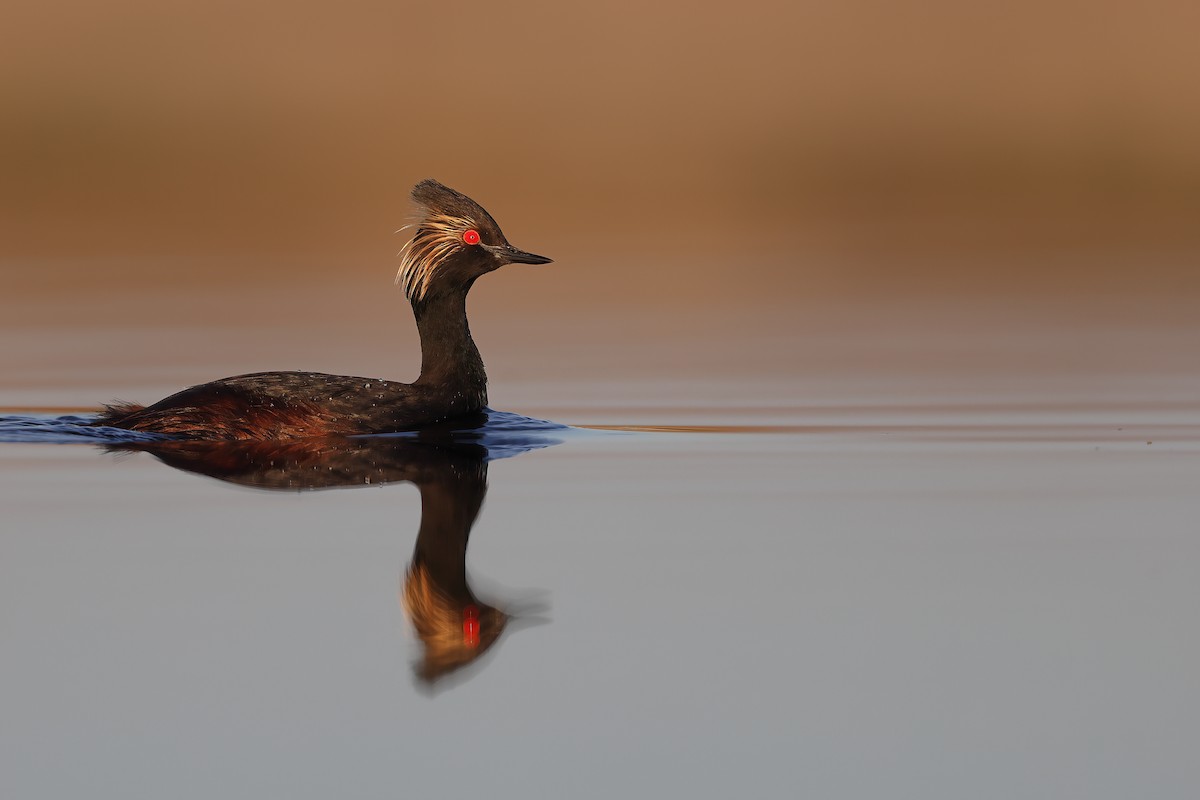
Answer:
[4,1,1198,292]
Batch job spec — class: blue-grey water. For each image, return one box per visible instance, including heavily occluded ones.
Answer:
[3,292,1200,799]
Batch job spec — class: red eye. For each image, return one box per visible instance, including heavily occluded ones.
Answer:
[462,229,481,245]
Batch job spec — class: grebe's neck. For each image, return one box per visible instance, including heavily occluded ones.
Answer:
[412,289,487,405]
[411,457,487,596]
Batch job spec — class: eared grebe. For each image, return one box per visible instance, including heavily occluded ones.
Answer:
[95,179,551,440]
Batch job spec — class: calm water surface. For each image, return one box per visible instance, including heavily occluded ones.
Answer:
[2,291,1200,798]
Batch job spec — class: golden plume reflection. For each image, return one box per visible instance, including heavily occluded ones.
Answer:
[109,418,556,691]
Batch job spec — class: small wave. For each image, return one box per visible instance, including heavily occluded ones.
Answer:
[359,409,573,461]
[0,413,168,444]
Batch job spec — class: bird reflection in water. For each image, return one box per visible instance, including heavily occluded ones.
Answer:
[108,412,560,690]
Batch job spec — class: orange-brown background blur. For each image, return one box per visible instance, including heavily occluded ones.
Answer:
[3,1,1198,323]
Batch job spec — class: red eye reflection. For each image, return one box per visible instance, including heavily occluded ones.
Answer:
[463,604,480,648]
[462,229,481,245]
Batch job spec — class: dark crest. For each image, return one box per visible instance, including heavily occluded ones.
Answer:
[411,179,499,228]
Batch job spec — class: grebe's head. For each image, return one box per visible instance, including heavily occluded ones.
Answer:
[396,179,552,303]
[402,559,508,686]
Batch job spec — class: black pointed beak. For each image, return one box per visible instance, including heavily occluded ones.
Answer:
[493,245,552,265]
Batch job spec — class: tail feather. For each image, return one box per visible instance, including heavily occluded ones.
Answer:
[95,401,146,427]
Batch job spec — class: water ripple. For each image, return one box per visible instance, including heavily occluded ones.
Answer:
[0,408,573,458]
